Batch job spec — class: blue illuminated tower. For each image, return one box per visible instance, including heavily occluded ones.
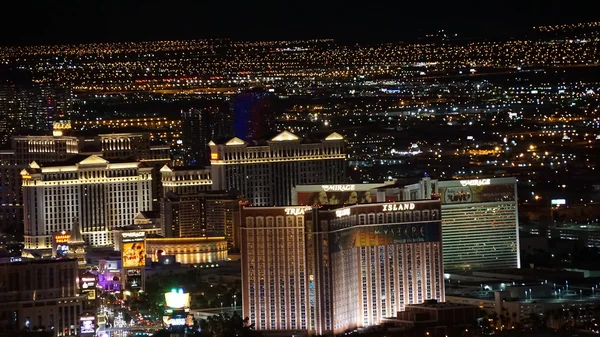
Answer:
[232,89,273,141]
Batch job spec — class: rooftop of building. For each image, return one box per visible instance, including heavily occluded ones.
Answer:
[552,224,600,232]
[145,236,226,243]
[243,199,438,211]
[407,300,478,309]
[117,224,160,232]
[86,247,122,262]
[24,154,148,170]
[0,256,78,266]
[446,268,585,284]
[211,130,345,147]
[160,164,210,173]
[12,127,151,139]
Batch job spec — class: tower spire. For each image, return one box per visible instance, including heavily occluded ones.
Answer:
[69,218,84,244]
[67,218,87,269]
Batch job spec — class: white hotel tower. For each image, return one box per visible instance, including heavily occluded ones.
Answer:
[209,131,346,206]
[21,155,153,250]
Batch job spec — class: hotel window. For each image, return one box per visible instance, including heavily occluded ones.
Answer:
[404,211,412,222]
[422,210,430,221]
[431,209,439,220]
[413,211,421,222]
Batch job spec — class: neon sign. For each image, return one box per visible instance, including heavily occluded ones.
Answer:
[285,207,310,216]
[322,184,356,192]
[54,234,71,243]
[336,208,351,217]
[459,179,491,187]
[382,203,416,212]
[122,232,145,238]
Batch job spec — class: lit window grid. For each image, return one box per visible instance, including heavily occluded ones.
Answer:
[441,202,519,271]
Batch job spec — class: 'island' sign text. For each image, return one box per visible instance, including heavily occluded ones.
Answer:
[382,203,416,212]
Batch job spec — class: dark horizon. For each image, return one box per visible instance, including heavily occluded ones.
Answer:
[1,0,597,46]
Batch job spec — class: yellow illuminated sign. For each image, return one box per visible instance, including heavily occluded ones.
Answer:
[122,241,146,268]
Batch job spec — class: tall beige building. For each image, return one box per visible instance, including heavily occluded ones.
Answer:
[21,155,153,251]
[210,131,346,206]
[0,130,170,236]
[241,200,445,336]
[160,165,240,247]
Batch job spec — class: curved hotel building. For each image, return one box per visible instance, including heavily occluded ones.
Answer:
[241,200,445,336]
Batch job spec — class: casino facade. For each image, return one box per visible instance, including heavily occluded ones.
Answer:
[241,200,445,336]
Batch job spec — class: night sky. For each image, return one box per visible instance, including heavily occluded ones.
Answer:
[1,0,597,45]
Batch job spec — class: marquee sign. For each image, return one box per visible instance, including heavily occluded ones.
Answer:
[322,184,356,192]
[459,179,491,187]
[336,208,351,217]
[382,203,416,212]
[284,207,310,216]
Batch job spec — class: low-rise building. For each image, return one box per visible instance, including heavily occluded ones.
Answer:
[0,258,85,336]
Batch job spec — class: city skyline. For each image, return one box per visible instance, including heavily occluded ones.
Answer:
[1,4,600,336]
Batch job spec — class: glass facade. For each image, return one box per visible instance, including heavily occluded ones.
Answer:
[442,202,519,271]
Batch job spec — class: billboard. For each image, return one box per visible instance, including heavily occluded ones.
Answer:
[122,241,146,268]
[52,231,71,258]
[329,221,441,253]
[121,232,146,268]
[439,183,515,204]
[79,273,98,300]
[297,190,376,206]
[79,313,96,335]
[165,290,191,309]
[126,269,143,289]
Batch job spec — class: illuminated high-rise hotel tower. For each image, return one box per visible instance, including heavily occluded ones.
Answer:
[210,131,346,206]
[21,155,153,251]
[241,200,445,336]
